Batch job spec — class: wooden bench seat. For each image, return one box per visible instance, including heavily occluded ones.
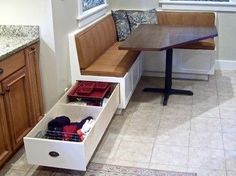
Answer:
[176,38,215,50]
[81,42,140,77]
[75,15,140,77]
[157,11,215,50]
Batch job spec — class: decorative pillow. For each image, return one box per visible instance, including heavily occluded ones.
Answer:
[126,9,157,32]
[112,10,131,41]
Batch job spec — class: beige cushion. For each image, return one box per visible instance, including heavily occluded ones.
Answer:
[157,11,215,50]
[157,11,215,26]
[81,43,140,77]
[175,38,215,50]
[75,15,117,69]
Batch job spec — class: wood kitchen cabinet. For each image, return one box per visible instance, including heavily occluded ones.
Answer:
[0,86,12,167]
[2,67,32,151]
[0,42,43,168]
[25,43,44,124]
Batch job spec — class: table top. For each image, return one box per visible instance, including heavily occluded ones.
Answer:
[119,24,218,51]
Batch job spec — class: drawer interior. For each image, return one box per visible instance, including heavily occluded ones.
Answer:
[26,83,118,142]
[26,104,102,139]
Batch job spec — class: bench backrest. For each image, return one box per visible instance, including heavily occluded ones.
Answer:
[75,15,117,69]
[157,11,215,26]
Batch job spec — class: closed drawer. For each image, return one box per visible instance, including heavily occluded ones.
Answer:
[0,51,25,81]
[24,84,119,171]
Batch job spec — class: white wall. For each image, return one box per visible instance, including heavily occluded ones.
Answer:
[51,0,78,97]
[217,12,236,61]
[0,0,78,112]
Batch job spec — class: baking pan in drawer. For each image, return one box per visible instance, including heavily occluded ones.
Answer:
[24,84,119,171]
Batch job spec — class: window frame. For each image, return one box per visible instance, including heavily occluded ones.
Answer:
[77,0,108,28]
[159,0,236,12]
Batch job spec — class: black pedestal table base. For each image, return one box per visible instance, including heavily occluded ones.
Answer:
[143,48,193,106]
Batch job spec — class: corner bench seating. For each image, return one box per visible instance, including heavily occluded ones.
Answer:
[75,15,140,77]
[69,10,216,110]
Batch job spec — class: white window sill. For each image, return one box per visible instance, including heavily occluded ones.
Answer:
[159,1,236,12]
[77,4,108,28]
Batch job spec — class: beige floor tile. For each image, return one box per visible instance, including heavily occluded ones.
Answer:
[107,115,130,136]
[114,140,154,163]
[191,117,221,132]
[137,103,163,113]
[162,104,192,119]
[225,150,236,171]
[188,147,225,170]
[122,101,140,114]
[112,160,149,168]
[91,157,114,165]
[223,133,236,150]
[129,109,161,127]
[156,129,190,147]
[27,166,57,176]
[167,95,193,106]
[131,91,163,105]
[227,171,236,176]
[221,118,236,134]
[218,95,236,105]
[93,132,121,160]
[220,104,236,120]
[158,116,191,133]
[3,169,29,176]
[149,163,188,172]
[192,105,220,119]
[188,168,226,176]
[189,131,223,149]
[122,122,158,143]
[7,154,33,172]
[150,145,188,167]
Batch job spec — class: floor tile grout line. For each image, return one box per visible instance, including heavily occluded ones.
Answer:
[111,109,135,165]
[148,106,164,168]
[215,73,228,176]
[187,88,193,171]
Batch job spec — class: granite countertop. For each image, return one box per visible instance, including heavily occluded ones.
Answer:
[0,25,39,61]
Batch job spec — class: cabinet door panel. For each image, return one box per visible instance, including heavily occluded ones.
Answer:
[25,44,44,123]
[2,68,32,150]
[0,86,12,166]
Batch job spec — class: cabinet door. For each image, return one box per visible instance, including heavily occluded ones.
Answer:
[2,68,32,150]
[25,43,44,124]
[0,86,12,167]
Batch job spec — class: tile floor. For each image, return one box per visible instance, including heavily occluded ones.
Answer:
[1,70,236,176]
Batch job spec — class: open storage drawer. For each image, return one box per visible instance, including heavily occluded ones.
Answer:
[24,83,119,171]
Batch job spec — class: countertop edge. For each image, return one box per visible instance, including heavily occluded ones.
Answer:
[0,38,39,61]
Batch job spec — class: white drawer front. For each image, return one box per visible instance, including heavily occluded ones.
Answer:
[24,85,119,171]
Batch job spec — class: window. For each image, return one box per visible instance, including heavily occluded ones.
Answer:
[82,0,105,12]
[159,0,236,12]
[77,0,108,28]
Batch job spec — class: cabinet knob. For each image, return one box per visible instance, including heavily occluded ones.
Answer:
[0,68,3,75]
[49,151,60,158]
[5,87,10,92]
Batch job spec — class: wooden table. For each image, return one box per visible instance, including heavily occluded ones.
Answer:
[119,24,218,105]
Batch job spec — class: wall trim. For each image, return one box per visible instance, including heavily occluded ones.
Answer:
[143,71,209,80]
[215,60,236,70]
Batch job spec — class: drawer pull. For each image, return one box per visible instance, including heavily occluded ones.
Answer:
[49,151,59,158]
[0,92,5,96]
[0,68,3,75]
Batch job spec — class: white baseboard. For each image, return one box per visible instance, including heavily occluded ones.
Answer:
[216,60,236,70]
[143,71,209,80]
